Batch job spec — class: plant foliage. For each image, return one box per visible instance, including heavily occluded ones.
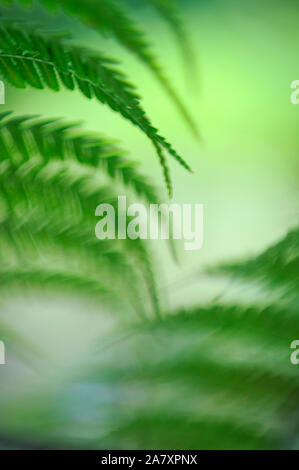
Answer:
[0,112,161,318]
[1,0,198,136]
[0,23,194,195]
[0,0,296,452]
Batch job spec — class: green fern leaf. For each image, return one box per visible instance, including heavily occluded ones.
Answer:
[0,113,161,317]
[0,24,193,195]
[1,113,160,204]
[209,226,299,305]
[2,0,198,136]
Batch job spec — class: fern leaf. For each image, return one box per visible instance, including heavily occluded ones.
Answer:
[2,0,198,136]
[59,228,299,449]
[0,207,298,448]
[209,226,299,303]
[0,24,193,194]
[14,301,298,449]
[0,169,155,319]
[0,113,160,317]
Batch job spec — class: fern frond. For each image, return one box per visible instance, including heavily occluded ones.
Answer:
[0,261,120,301]
[0,24,193,194]
[0,232,153,321]
[16,301,297,449]
[209,226,299,303]
[3,0,198,136]
[0,113,161,317]
[0,112,160,204]
[0,213,298,448]
[0,161,157,315]
[54,227,299,449]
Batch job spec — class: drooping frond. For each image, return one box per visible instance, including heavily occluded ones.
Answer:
[0,24,193,195]
[83,306,297,449]
[0,161,143,311]
[0,112,160,204]
[1,0,198,136]
[15,228,296,449]
[0,113,161,318]
[96,305,297,449]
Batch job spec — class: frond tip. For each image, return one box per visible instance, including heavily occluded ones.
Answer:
[0,112,160,204]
